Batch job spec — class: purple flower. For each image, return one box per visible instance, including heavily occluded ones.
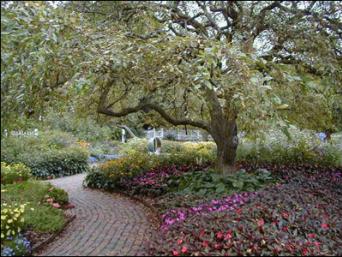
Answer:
[161,191,258,230]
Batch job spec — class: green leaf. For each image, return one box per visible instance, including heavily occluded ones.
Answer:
[232,180,244,189]
[276,104,289,110]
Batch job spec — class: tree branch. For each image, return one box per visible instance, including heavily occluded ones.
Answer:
[145,102,209,131]
[97,88,210,131]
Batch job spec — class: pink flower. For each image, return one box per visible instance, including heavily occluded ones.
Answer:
[181,246,188,254]
[321,223,329,229]
[257,218,265,227]
[214,243,222,250]
[46,198,54,203]
[172,250,180,256]
[52,203,61,209]
[313,241,321,248]
[282,212,289,219]
[216,231,224,240]
[177,239,183,245]
[202,241,209,248]
[307,233,316,238]
[224,231,233,240]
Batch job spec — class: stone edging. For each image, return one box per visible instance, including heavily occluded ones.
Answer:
[32,214,76,253]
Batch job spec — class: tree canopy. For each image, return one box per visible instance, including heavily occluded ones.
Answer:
[1,1,341,172]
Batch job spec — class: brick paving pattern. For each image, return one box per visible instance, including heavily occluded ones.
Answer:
[37,174,154,256]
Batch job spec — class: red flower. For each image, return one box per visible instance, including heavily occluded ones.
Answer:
[282,226,288,232]
[313,241,321,246]
[181,246,188,254]
[321,223,329,229]
[307,233,316,239]
[302,248,309,256]
[285,243,295,253]
[214,243,222,250]
[202,240,209,248]
[236,208,242,215]
[257,218,265,227]
[216,231,224,240]
[172,250,180,256]
[199,229,206,237]
[224,231,233,240]
[282,212,289,219]
[177,239,183,245]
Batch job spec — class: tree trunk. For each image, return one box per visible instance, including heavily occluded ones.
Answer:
[216,138,238,174]
[211,119,239,174]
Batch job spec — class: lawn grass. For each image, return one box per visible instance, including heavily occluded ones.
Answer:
[1,180,66,232]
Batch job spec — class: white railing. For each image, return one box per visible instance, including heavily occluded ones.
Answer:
[3,129,39,137]
[145,128,207,141]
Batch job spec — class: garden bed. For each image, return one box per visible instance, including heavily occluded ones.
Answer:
[26,212,75,253]
[87,160,341,256]
[145,165,341,256]
[1,172,73,256]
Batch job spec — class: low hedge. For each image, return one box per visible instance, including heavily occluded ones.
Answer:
[17,147,89,179]
[1,131,89,179]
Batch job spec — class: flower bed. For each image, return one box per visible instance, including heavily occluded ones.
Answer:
[1,180,71,256]
[120,163,209,197]
[84,144,341,256]
[147,167,342,256]
[161,191,257,231]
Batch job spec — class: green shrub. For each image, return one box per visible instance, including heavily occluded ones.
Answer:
[1,130,77,163]
[168,169,275,199]
[1,132,90,179]
[47,186,69,205]
[118,138,148,155]
[118,139,216,164]
[237,138,342,167]
[94,152,154,185]
[165,134,340,167]
[83,169,115,189]
[18,147,89,179]
[1,162,32,185]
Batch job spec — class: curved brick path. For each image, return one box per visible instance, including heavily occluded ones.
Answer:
[37,173,154,256]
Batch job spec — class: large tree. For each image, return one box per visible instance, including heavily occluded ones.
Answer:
[2,1,341,173]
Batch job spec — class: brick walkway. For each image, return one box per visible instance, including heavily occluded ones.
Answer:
[37,174,154,256]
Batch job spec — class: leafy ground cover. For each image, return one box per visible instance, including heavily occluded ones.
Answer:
[146,166,342,256]
[86,150,341,256]
[1,174,70,256]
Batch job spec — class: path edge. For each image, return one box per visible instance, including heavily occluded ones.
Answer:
[32,214,76,254]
